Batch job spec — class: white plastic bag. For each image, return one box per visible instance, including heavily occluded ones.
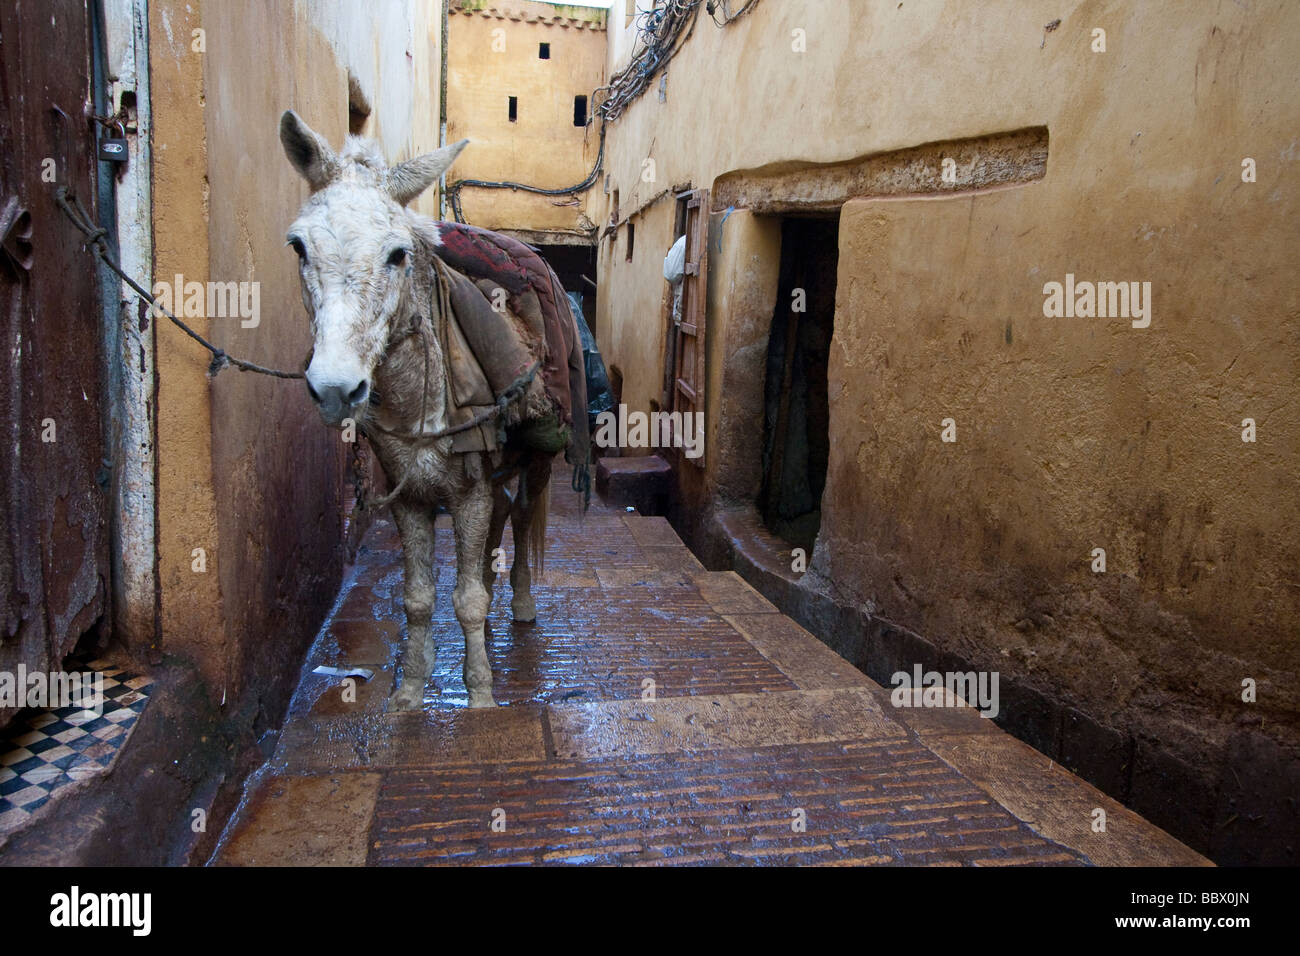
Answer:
[663,234,686,285]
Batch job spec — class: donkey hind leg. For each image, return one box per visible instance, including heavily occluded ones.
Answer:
[451,481,497,707]
[482,483,511,598]
[509,453,552,624]
[389,500,438,712]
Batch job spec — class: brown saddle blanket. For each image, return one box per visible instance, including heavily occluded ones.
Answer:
[431,221,590,470]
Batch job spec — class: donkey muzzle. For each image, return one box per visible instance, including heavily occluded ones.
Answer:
[305,374,369,426]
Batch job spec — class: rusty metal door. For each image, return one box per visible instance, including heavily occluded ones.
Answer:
[670,188,708,467]
[0,0,110,725]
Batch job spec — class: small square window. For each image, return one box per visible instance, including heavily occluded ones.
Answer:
[539,42,550,59]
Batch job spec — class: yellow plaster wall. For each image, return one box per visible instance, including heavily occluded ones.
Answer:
[594,0,1300,778]
[150,0,444,700]
[447,1,606,236]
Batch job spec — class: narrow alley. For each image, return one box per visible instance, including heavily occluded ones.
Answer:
[5,0,1297,923]
[213,487,1204,867]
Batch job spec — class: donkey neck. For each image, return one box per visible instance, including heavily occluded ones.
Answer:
[368,249,449,441]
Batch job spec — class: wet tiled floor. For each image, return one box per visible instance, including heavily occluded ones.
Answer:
[212,488,1209,867]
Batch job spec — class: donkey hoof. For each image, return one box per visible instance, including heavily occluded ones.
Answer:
[511,594,537,623]
[468,690,498,708]
[388,681,425,712]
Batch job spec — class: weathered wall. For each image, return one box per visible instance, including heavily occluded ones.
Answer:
[447,0,605,238]
[595,0,1300,861]
[150,0,442,718]
[150,0,224,683]
[594,194,675,408]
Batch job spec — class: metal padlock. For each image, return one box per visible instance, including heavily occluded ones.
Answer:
[98,122,128,163]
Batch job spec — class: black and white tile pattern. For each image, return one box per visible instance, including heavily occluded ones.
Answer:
[0,659,153,836]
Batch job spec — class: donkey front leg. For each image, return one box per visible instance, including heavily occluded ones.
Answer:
[389,500,437,711]
[451,483,497,707]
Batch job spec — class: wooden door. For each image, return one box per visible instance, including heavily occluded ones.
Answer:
[670,188,708,467]
[0,0,110,726]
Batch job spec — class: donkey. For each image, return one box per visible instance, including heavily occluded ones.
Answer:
[279,111,564,709]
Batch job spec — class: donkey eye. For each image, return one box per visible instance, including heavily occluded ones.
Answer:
[288,237,307,263]
[386,248,408,268]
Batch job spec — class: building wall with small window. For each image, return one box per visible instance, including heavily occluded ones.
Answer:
[592,0,1300,865]
[446,1,606,243]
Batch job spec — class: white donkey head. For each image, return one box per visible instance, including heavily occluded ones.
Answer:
[279,110,468,425]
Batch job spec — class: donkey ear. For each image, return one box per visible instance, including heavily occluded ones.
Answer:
[385,139,469,206]
[280,110,338,192]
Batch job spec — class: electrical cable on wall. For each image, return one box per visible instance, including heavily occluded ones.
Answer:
[447,0,761,225]
[446,124,605,225]
[593,0,700,124]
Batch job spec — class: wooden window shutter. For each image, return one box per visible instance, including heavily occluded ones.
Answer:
[671,188,708,467]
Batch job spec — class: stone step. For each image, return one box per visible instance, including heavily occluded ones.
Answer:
[595,454,672,516]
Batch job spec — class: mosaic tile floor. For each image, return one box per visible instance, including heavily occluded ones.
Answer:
[0,658,153,836]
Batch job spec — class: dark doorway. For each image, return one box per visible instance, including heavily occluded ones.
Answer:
[758,216,838,552]
[535,242,598,334]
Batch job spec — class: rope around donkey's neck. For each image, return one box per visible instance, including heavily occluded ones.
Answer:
[55,187,304,379]
[358,365,537,512]
[357,268,541,512]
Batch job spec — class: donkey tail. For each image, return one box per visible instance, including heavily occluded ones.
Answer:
[527,471,550,579]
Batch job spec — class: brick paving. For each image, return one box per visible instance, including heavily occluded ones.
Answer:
[212,486,1209,867]
[369,739,1085,866]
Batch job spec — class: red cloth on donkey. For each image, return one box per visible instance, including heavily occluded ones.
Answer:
[433,220,591,472]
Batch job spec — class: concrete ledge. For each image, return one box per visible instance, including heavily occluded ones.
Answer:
[0,658,267,866]
[704,504,1284,864]
[925,733,1211,867]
